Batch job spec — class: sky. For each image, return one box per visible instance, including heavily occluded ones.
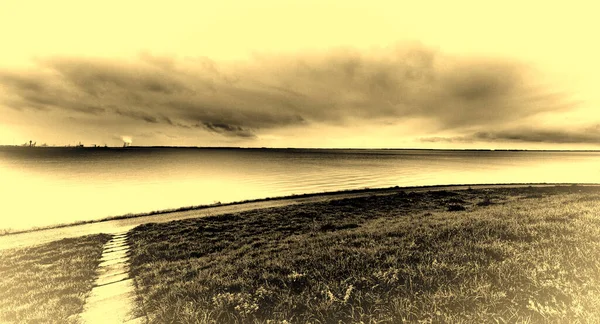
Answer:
[1,0,599,149]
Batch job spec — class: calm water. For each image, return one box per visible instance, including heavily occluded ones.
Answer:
[1,147,599,231]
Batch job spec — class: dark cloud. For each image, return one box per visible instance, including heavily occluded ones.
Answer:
[421,126,600,144]
[472,128,600,144]
[0,44,580,140]
[200,122,256,138]
[0,73,47,93]
[114,109,160,124]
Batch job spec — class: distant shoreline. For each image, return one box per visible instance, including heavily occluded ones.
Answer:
[1,145,600,152]
[2,182,597,238]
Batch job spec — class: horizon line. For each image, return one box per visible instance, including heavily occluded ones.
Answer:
[1,144,600,152]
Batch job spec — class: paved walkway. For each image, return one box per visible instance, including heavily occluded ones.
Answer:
[79,232,145,323]
[0,184,578,251]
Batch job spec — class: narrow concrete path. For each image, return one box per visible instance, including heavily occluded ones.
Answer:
[79,232,145,324]
[2,184,595,251]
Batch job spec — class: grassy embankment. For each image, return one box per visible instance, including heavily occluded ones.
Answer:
[0,186,405,236]
[128,186,600,323]
[0,234,111,323]
[0,185,444,236]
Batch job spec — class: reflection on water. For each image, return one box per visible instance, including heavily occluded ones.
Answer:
[0,147,599,231]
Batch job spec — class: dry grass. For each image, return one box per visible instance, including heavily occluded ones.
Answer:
[0,234,111,323]
[128,186,600,323]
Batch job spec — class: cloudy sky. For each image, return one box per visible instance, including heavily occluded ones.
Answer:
[1,0,599,149]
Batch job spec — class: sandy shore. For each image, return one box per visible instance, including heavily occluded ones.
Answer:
[0,183,594,251]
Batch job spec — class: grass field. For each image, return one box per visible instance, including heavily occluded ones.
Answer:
[128,185,600,323]
[0,234,111,323]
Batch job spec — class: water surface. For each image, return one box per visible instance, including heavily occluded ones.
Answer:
[1,147,598,231]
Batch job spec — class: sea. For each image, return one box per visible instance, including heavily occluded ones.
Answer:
[0,147,599,232]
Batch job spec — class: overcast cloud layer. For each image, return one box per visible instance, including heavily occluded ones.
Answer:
[0,44,590,146]
[421,126,600,144]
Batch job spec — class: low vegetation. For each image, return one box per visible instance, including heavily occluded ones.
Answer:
[0,234,111,323]
[128,186,600,323]
[0,186,419,236]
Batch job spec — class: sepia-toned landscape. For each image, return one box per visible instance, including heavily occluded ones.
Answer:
[1,1,600,323]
